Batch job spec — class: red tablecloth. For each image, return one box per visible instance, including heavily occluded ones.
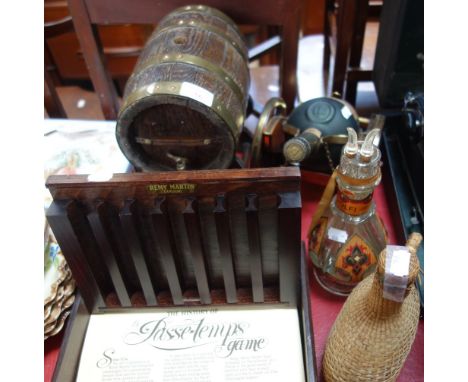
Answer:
[44,170,423,382]
[301,171,424,382]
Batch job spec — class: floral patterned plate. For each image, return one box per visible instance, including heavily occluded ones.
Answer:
[44,120,128,339]
[44,225,68,305]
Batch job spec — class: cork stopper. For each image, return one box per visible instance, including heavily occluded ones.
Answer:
[283,127,322,164]
[377,232,422,287]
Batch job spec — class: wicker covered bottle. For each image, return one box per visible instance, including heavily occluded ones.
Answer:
[322,233,422,382]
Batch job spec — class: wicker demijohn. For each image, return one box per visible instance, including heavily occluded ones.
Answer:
[322,233,422,382]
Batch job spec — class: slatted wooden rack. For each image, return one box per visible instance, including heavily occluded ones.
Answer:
[46,167,317,381]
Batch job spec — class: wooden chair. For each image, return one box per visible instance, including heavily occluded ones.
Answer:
[45,16,75,118]
[67,0,303,119]
[323,0,382,105]
[45,70,66,118]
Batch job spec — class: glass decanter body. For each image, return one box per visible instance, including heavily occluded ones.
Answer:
[309,128,388,296]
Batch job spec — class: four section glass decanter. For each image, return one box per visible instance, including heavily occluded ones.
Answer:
[309,128,388,296]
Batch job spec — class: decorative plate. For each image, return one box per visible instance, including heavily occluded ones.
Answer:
[44,227,68,306]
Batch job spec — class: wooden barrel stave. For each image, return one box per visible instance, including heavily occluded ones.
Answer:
[123,62,244,130]
[156,10,247,60]
[128,27,249,106]
[117,5,249,172]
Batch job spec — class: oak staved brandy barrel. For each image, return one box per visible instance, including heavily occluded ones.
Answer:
[116,5,250,171]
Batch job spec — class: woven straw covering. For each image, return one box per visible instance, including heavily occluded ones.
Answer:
[322,233,422,382]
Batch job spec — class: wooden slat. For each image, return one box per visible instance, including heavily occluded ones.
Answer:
[346,68,373,82]
[281,7,301,111]
[331,0,357,96]
[68,0,120,119]
[102,207,142,296]
[148,197,184,305]
[300,242,318,382]
[51,294,90,382]
[278,191,301,305]
[182,197,212,304]
[213,195,237,303]
[245,194,264,302]
[248,35,281,61]
[348,0,370,69]
[44,69,66,118]
[368,1,383,19]
[46,200,105,312]
[47,167,299,188]
[258,194,279,286]
[119,200,158,305]
[227,193,251,287]
[87,201,131,307]
[44,15,74,39]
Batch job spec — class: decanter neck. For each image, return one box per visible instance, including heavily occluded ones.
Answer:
[336,128,382,201]
[335,166,381,197]
[335,188,374,216]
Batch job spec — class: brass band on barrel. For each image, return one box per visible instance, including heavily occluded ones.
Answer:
[168,5,240,33]
[131,53,246,108]
[152,22,248,61]
[120,81,243,141]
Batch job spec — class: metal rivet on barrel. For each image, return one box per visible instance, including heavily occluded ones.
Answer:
[173,36,187,45]
[185,6,191,10]
[197,5,204,9]
[178,20,184,25]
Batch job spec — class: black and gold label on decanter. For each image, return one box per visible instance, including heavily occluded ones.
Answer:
[334,234,377,283]
[335,190,373,216]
